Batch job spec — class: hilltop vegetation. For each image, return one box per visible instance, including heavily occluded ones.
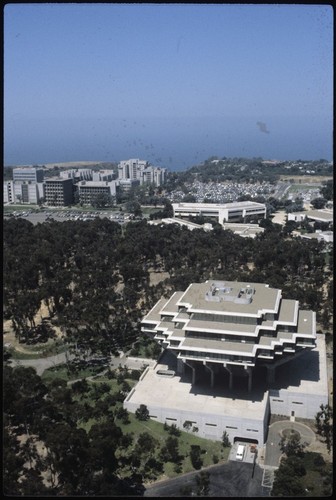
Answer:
[163,157,332,189]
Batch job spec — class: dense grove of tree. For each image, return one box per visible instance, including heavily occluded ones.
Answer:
[3,363,146,496]
[4,216,333,359]
[320,179,333,201]
[4,362,228,495]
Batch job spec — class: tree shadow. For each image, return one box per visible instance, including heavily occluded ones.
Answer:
[20,322,56,345]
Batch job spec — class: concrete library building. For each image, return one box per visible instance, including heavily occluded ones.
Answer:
[124,280,328,445]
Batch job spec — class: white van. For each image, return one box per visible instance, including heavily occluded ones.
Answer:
[236,444,245,461]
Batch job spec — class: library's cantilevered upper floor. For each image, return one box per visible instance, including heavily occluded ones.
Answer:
[141,280,316,372]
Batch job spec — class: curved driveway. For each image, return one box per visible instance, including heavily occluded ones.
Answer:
[264,420,315,467]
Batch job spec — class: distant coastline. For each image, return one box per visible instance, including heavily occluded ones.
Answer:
[5,161,106,169]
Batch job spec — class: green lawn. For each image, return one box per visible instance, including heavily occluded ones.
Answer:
[116,412,229,477]
[141,207,163,215]
[41,363,106,382]
[300,452,333,497]
[287,184,320,193]
[4,205,39,212]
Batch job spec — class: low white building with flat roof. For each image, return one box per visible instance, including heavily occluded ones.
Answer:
[124,280,328,445]
[222,223,264,238]
[148,217,213,232]
[172,201,266,225]
[306,209,333,224]
[287,212,307,222]
[293,230,333,243]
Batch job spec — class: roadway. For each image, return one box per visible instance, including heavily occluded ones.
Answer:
[144,460,269,497]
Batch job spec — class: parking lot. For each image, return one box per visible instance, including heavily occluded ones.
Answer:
[4,209,131,225]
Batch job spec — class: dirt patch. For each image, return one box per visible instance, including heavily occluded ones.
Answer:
[149,271,170,286]
[291,418,333,462]
[271,210,287,225]
[3,300,63,353]
[306,436,332,462]
[279,175,332,183]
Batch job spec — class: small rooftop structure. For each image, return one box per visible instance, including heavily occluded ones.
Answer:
[148,217,213,232]
[205,282,255,304]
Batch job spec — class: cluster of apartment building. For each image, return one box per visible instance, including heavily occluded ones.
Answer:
[3,159,167,207]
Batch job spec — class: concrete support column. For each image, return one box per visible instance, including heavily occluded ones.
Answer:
[204,361,215,388]
[185,361,196,385]
[245,366,253,393]
[218,210,225,226]
[224,364,233,390]
[177,359,185,376]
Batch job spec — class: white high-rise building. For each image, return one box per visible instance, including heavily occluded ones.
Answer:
[3,181,15,204]
[13,167,44,183]
[118,159,166,187]
[118,159,147,181]
[4,167,45,204]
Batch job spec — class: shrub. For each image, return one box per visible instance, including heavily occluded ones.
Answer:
[130,369,141,380]
[190,445,203,470]
[313,455,326,467]
[168,424,181,437]
[135,404,149,421]
[183,420,192,430]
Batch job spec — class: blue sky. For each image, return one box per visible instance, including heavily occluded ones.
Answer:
[4,3,333,169]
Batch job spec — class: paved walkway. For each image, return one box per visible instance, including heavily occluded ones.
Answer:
[10,351,157,377]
